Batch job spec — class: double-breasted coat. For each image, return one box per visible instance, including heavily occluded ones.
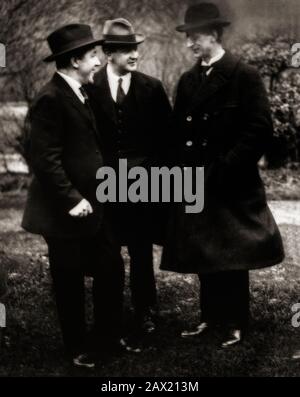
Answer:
[161,52,285,274]
[22,73,104,238]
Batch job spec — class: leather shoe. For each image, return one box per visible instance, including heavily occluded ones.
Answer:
[120,338,142,353]
[181,322,209,338]
[72,353,96,369]
[221,329,242,348]
[136,313,156,334]
[292,349,300,360]
[99,338,142,355]
[142,315,156,334]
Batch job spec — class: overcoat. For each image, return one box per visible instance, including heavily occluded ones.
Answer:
[161,52,285,273]
[22,73,104,238]
[87,67,172,245]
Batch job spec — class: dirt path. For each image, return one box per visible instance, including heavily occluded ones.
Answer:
[269,201,300,226]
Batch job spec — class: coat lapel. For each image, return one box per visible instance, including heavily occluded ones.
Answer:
[188,52,240,112]
[93,66,118,124]
[130,71,153,112]
[92,66,153,123]
[52,73,96,130]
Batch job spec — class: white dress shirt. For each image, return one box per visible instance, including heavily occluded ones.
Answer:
[201,48,225,76]
[106,63,131,102]
[57,71,86,103]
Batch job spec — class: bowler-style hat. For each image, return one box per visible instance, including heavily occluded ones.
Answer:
[43,24,103,62]
[102,18,145,45]
[176,3,230,33]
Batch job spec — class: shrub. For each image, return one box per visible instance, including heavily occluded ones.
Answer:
[233,36,300,167]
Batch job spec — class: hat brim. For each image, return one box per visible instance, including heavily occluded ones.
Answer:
[176,19,230,32]
[102,34,145,46]
[43,38,104,63]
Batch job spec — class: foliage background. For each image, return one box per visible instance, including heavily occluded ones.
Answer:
[1,0,300,166]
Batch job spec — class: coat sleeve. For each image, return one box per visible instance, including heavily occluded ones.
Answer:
[171,73,189,165]
[221,67,273,169]
[29,94,84,212]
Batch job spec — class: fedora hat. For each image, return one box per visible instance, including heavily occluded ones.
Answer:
[43,24,103,62]
[176,3,230,33]
[102,18,145,45]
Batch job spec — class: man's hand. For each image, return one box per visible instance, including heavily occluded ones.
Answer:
[68,199,93,218]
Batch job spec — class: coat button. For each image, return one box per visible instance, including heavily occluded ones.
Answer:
[203,113,209,121]
[186,115,192,122]
[202,138,208,147]
[186,140,193,147]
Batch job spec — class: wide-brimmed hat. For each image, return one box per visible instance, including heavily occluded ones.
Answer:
[43,24,104,62]
[176,3,230,33]
[102,18,145,45]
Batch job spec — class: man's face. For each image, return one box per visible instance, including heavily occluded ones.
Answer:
[76,47,101,84]
[108,45,139,75]
[186,31,215,59]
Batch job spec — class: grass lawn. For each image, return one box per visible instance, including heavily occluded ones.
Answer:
[261,168,300,201]
[0,192,300,377]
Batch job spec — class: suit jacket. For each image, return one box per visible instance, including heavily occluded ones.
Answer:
[22,73,104,238]
[87,66,172,244]
[87,66,172,168]
[161,52,285,273]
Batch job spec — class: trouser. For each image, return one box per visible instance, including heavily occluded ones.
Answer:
[44,220,124,357]
[109,200,158,317]
[127,238,157,316]
[198,270,250,329]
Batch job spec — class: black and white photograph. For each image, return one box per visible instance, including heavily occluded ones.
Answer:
[0,0,300,381]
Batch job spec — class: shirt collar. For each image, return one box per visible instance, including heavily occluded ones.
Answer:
[201,48,225,67]
[106,63,131,85]
[57,71,85,102]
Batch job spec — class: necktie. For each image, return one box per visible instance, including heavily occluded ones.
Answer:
[116,78,126,105]
[201,65,212,82]
[79,86,97,128]
[79,86,89,103]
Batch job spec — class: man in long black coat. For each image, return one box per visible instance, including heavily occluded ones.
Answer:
[161,3,285,347]
[87,18,172,334]
[22,24,125,367]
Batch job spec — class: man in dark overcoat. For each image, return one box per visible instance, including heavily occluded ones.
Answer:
[22,24,125,367]
[161,3,285,347]
[87,19,172,334]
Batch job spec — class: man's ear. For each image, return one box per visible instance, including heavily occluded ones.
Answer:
[102,48,112,58]
[70,56,79,69]
[211,30,218,43]
[106,52,113,62]
[209,30,218,43]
